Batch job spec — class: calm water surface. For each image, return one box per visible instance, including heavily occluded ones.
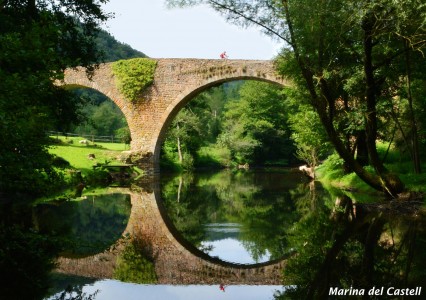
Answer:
[160,169,308,264]
[41,168,306,299]
[1,168,425,299]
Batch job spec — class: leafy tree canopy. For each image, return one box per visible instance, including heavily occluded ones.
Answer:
[218,81,294,165]
[0,0,110,198]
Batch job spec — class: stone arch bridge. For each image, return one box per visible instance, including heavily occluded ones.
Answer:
[63,59,289,172]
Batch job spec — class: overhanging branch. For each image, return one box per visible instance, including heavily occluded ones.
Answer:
[207,0,293,45]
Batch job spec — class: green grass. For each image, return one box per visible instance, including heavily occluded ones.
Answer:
[38,136,132,203]
[160,144,232,172]
[50,136,129,151]
[400,172,426,192]
[48,136,127,174]
[316,158,377,195]
[316,150,426,195]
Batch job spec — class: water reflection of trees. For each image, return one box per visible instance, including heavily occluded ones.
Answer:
[160,170,306,262]
[35,194,131,256]
[162,171,425,296]
[277,193,425,300]
[50,285,99,300]
[161,172,212,246]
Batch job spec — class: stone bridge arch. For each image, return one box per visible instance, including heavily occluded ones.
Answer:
[63,59,289,172]
[61,64,134,133]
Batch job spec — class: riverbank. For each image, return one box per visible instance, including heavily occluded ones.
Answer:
[315,153,426,198]
[43,136,136,201]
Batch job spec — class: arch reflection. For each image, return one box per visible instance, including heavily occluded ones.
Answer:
[50,182,285,285]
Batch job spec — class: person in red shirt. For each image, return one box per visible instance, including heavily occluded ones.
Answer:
[220,51,228,59]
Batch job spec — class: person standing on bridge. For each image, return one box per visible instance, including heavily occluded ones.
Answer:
[220,51,228,59]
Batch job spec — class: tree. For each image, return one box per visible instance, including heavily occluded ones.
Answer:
[288,104,331,170]
[167,0,426,197]
[161,83,239,169]
[164,106,204,169]
[95,28,147,62]
[0,0,110,197]
[218,81,294,165]
[78,101,125,136]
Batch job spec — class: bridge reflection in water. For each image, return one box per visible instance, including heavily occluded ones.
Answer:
[54,182,286,285]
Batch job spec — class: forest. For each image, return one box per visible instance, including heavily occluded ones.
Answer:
[161,81,299,170]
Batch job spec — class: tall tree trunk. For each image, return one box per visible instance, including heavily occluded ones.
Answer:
[355,130,369,167]
[177,176,183,203]
[362,15,383,174]
[361,13,405,196]
[405,41,421,173]
[177,123,183,164]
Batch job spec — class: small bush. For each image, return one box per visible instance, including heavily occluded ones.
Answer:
[316,153,345,181]
[84,168,111,187]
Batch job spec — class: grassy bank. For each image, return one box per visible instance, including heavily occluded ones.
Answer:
[316,146,426,195]
[49,136,127,174]
[42,136,131,201]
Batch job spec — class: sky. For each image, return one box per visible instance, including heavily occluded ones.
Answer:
[100,0,283,60]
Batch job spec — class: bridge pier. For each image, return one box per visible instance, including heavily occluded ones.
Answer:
[121,150,158,174]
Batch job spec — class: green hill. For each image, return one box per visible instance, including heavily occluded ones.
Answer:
[96,29,147,62]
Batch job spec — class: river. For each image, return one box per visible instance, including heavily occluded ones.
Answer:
[1,168,424,299]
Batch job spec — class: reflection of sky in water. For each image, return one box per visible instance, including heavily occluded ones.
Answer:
[204,223,242,232]
[201,223,271,264]
[47,280,284,300]
[200,238,271,264]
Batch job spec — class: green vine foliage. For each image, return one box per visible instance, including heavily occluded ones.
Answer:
[112,58,157,103]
